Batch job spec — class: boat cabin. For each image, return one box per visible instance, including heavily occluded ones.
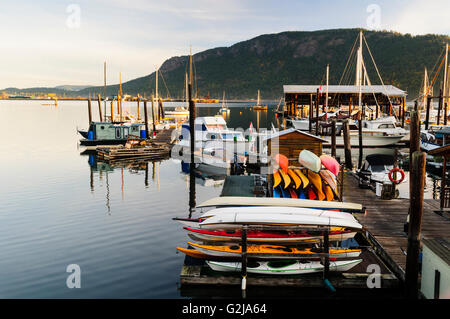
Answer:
[84,122,147,141]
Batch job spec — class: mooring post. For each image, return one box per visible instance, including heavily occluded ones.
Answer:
[315,88,320,135]
[425,96,431,130]
[87,97,92,124]
[405,151,426,299]
[402,97,406,128]
[343,119,352,170]
[441,156,447,211]
[97,94,103,122]
[309,93,313,133]
[445,102,448,126]
[241,226,248,292]
[137,98,140,120]
[110,100,114,122]
[143,100,149,139]
[358,116,363,169]
[437,89,443,126]
[323,228,330,279]
[331,119,336,158]
[151,95,157,137]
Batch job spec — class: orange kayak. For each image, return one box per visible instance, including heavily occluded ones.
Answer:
[323,184,334,201]
[287,169,302,189]
[273,170,282,188]
[278,169,291,189]
[308,171,326,200]
[186,242,362,258]
[294,168,309,188]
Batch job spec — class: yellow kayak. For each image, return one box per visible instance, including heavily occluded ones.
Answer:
[293,168,309,188]
[323,184,334,201]
[273,170,282,188]
[187,242,362,258]
[278,169,291,189]
[287,169,302,189]
[308,171,326,201]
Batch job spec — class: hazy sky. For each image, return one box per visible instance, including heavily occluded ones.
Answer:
[0,0,449,88]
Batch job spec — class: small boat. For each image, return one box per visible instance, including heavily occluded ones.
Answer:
[206,259,363,275]
[79,121,148,149]
[298,150,321,172]
[184,227,357,243]
[320,170,338,197]
[196,196,364,213]
[357,154,395,188]
[323,185,334,201]
[273,170,282,188]
[197,208,363,230]
[287,169,302,189]
[187,242,362,258]
[218,91,230,114]
[293,169,309,188]
[320,155,340,176]
[252,90,268,110]
[275,154,289,173]
[307,171,326,201]
[278,169,291,189]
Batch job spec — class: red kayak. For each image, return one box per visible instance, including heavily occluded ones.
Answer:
[184,227,356,243]
[275,154,289,174]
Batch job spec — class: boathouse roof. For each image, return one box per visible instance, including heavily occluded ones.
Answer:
[283,85,407,97]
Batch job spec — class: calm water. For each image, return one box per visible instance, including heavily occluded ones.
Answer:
[0,100,438,298]
[0,100,279,298]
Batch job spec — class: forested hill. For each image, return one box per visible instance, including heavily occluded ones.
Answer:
[6,29,450,101]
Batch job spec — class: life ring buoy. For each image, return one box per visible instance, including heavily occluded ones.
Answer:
[388,168,405,184]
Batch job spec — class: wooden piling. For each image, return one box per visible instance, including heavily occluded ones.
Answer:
[437,89,443,126]
[87,97,92,124]
[343,120,352,170]
[97,94,103,122]
[309,94,313,133]
[241,226,248,291]
[405,151,426,299]
[315,88,319,135]
[358,116,363,169]
[425,96,431,130]
[445,102,448,126]
[143,100,149,138]
[110,100,114,122]
[331,119,336,158]
[323,229,330,280]
[402,97,406,128]
[151,95,156,136]
[137,98,141,120]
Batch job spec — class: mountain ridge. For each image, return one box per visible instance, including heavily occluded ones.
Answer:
[2,28,449,100]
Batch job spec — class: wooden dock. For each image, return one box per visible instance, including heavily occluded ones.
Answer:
[343,172,450,281]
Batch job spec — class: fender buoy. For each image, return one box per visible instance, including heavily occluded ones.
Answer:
[388,168,405,184]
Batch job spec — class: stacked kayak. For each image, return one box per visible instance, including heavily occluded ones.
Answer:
[206,259,363,275]
[271,151,341,201]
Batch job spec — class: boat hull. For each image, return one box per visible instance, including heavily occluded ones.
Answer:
[206,259,363,275]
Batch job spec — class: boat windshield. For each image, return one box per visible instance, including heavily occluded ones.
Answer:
[370,165,393,173]
[206,124,226,131]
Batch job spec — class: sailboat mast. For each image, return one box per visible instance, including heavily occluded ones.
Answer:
[325,64,329,112]
[444,43,448,114]
[257,89,260,105]
[155,67,159,102]
[185,72,189,108]
[357,30,363,111]
[104,61,107,119]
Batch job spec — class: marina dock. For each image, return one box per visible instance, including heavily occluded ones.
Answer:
[343,172,450,282]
